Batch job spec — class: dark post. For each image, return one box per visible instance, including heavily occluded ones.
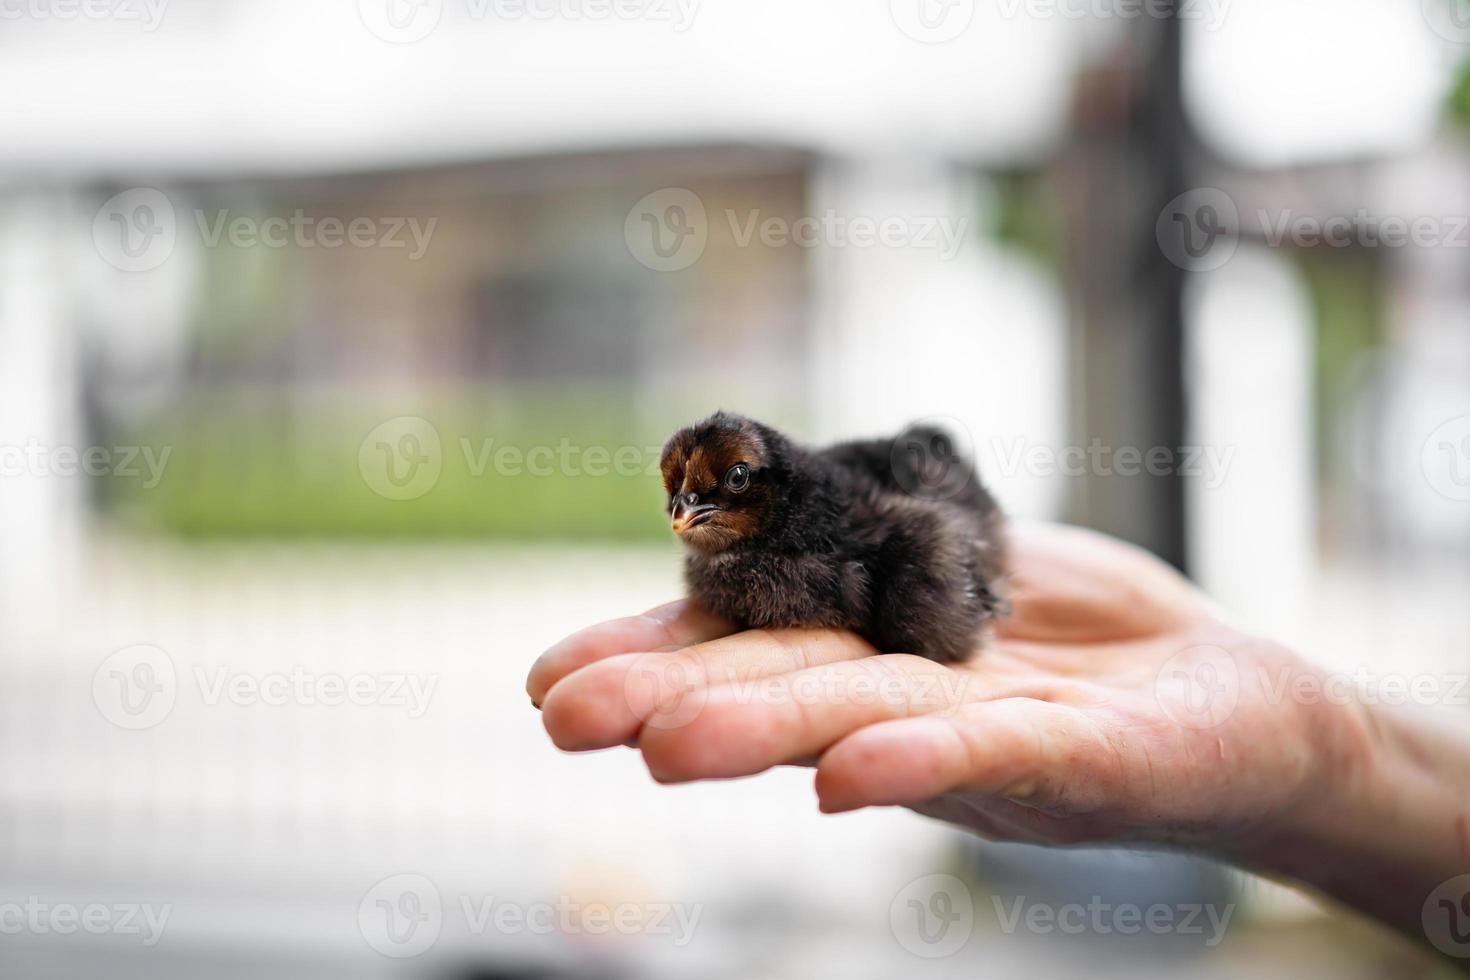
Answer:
[1062,4,1190,571]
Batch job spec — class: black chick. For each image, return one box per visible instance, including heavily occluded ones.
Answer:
[659,412,1006,663]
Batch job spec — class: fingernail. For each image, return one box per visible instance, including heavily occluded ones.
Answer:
[1002,779,1037,801]
[815,790,858,814]
[644,760,688,785]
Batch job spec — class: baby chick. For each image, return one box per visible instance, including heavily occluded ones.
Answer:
[659,412,1006,663]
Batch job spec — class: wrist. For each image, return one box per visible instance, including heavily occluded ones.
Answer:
[1223,664,1465,942]
[1234,676,1384,865]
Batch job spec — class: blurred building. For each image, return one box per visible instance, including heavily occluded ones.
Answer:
[0,1,1467,978]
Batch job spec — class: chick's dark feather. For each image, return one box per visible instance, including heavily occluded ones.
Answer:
[660,413,1006,663]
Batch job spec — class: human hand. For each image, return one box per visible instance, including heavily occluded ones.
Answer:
[527,522,1366,854]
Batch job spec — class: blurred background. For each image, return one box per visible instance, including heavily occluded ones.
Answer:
[2,0,1469,977]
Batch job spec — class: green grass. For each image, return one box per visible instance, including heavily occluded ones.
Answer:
[1449,50,1470,136]
[104,385,682,541]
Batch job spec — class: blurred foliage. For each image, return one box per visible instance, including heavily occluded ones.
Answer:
[103,384,677,541]
[1449,54,1470,135]
[1292,247,1385,486]
[991,170,1062,269]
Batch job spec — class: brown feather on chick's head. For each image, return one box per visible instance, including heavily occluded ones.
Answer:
[659,412,776,553]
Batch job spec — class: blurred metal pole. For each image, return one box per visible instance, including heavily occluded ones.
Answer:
[1063,6,1190,571]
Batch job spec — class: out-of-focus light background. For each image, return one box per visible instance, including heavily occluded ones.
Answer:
[1,0,1468,977]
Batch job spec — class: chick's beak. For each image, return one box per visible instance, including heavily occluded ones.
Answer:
[671,502,719,534]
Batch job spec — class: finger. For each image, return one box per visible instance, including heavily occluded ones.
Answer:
[539,627,875,752]
[814,699,1116,815]
[638,655,977,783]
[526,600,733,707]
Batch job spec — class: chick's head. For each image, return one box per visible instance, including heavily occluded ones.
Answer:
[659,412,778,553]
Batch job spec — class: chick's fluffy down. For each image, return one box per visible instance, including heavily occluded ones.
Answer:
[662,413,1005,663]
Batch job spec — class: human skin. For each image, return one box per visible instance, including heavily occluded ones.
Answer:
[527,522,1470,949]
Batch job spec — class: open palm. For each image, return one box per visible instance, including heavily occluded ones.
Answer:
[528,523,1350,852]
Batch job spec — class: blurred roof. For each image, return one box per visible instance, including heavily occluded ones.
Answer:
[0,0,1457,180]
[1185,0,1456,168]
[0,0,1076,178]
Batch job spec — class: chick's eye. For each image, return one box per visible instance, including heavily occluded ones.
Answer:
[724,464,750,492]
